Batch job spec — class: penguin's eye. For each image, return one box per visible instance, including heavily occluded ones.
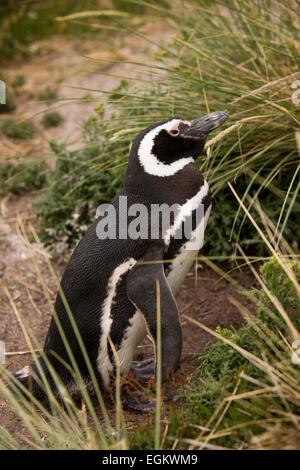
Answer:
[169,129,179,136]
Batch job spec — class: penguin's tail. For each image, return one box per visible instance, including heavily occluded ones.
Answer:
[12,356,57,402]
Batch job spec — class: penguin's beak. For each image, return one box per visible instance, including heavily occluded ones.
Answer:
[181,111,229,138]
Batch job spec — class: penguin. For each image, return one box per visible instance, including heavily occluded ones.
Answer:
[13,111,228,411]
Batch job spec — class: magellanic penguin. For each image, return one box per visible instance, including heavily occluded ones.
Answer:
[13,111,229,411]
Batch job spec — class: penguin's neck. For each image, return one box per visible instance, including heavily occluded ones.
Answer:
[124,160,206,206]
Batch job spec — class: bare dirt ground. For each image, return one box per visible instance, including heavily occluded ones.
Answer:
[0,27,259,444]
[1,21,172,161]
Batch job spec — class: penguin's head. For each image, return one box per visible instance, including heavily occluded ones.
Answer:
[129,111,228,178]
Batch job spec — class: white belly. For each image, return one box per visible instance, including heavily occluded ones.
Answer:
[117,311,148,374]
[167,204,211,295]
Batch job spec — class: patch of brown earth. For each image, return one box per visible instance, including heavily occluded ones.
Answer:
[1,23,173,162]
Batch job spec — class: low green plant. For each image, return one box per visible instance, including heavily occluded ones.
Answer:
[11,75,26,89]
[37,87,57,102]
[41,111,64,128]
[255,257,300,331]
[0,0,107,59]
[1,119,36,140]
[0,158,47,196]
[151,253,298,449]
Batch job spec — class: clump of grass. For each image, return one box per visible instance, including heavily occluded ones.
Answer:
[1,119,36,140]
[0,0,108,59]
[251,424,300,450]
[0,158,47,196]
[34,0,300,258]
[167,187,300,449]
[11,75,26,89]
[37,87,57,102]
[41,111,64,128]
[178,256,299,419]
[130,247,300,450]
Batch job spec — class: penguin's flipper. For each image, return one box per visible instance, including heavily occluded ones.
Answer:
[127,242,182,384]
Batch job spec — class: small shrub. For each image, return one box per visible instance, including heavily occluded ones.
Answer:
[0,0,103,59]
[37,87,57,101]
[0,158,47,196]
[41,111,64,128]
[174,258,300,447]
[1,118,36,140]
[11,75,26,89]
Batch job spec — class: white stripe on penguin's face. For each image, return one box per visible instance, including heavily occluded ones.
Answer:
[137,119,194,177]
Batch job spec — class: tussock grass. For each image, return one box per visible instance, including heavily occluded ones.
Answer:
[0,158,46,197]
[35,0,300,257]
[1,119,36,140]
[41,111,64,128]
[169,190,300,449]
[0,0,124,59]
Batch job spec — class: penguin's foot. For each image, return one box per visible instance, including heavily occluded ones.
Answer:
[129,358,155,386]
[121,384,173,412]
[122,387,156,412]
